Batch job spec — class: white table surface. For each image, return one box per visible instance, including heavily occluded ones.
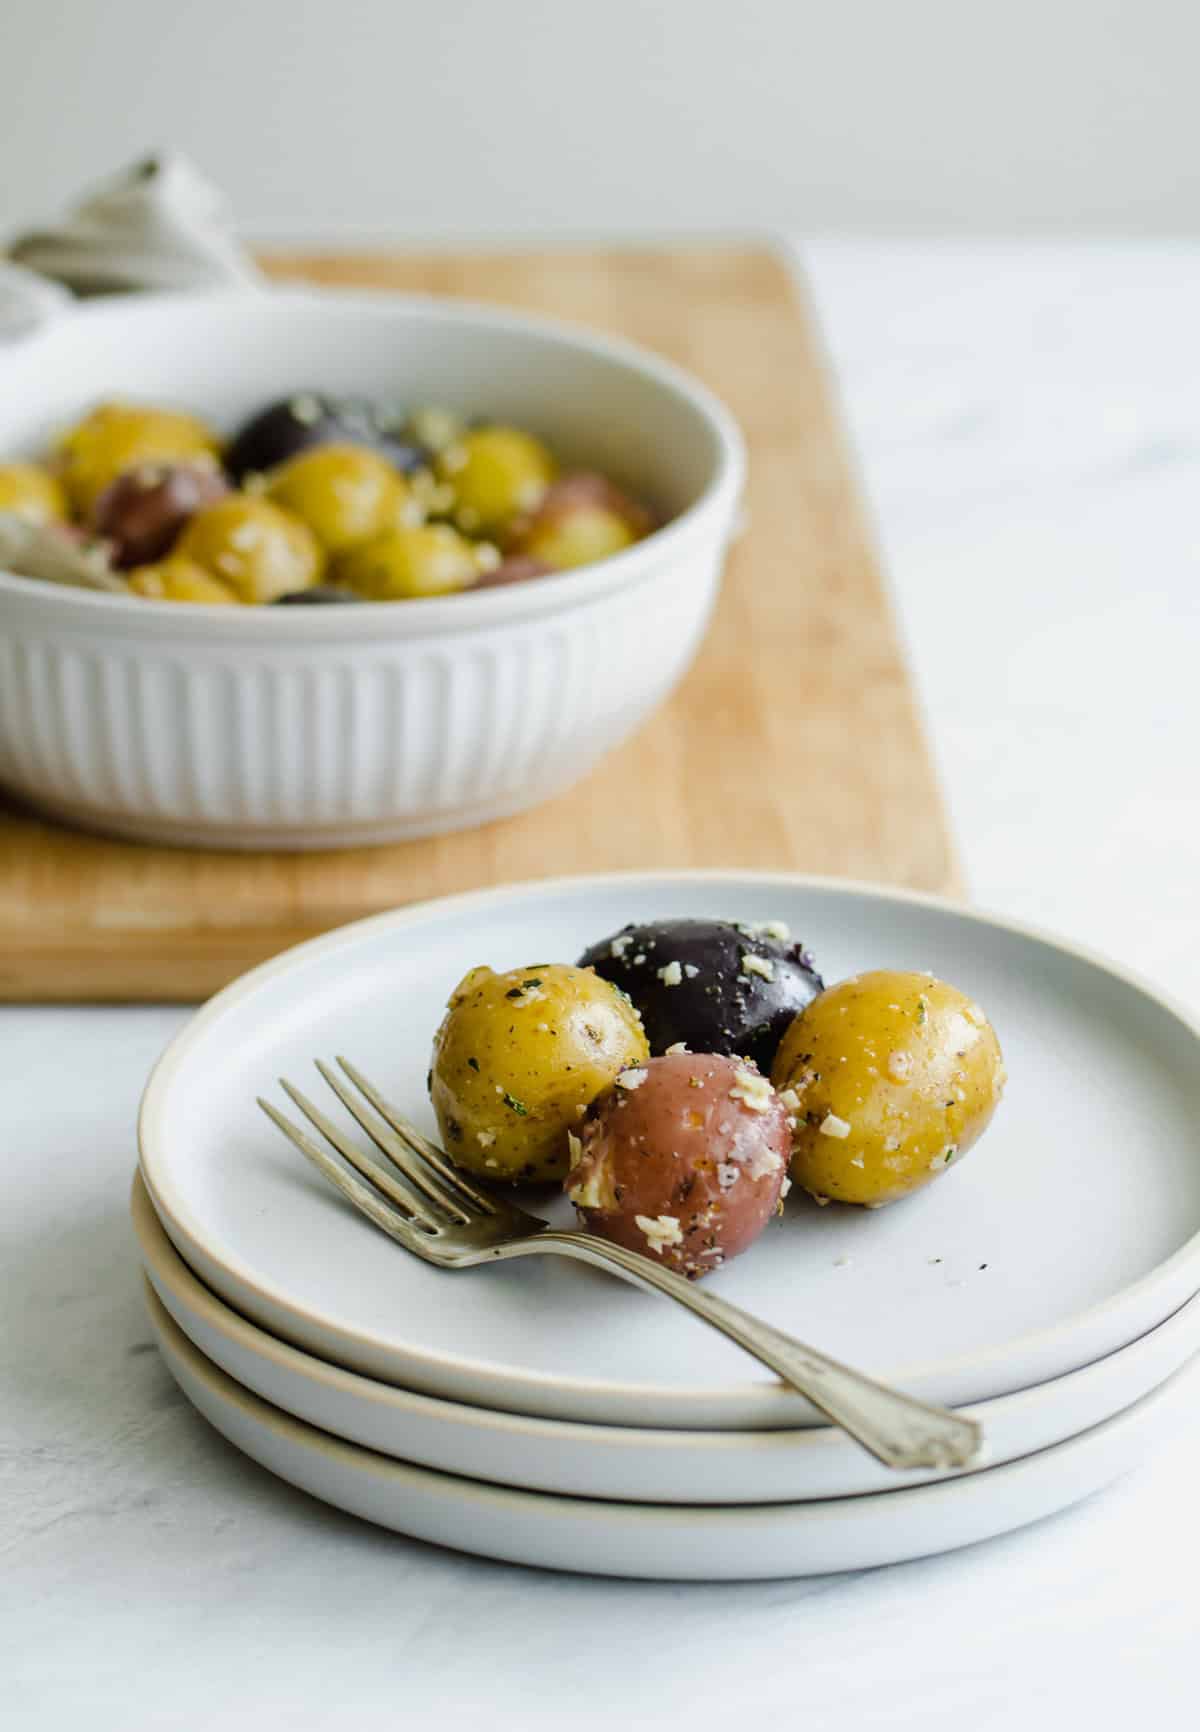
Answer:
[5,241,1200,1727]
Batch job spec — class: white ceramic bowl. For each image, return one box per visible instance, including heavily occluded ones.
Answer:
[0,290,743,849]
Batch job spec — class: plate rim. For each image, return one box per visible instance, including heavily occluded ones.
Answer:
[138,867,1200,1421]
[133,1167,1200,1502]
[145,1279,1198,1583]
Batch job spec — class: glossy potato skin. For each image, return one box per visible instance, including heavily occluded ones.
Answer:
[430,964,649,1183]
[56,402,218,516]
[436,426,557,535]
[771,970,1006,1207]
[224,395,425,482]
[333,524,480,599]
[566,1052,789,1278]
[580,919,823,1072]
[0,462,68,526]
[94,462,229,567]
[264,444,406,555]
[177,496,323,603]
[126,556,240,604]
[507,472,654,571]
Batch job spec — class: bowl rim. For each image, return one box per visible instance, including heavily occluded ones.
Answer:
[0,285,746,635]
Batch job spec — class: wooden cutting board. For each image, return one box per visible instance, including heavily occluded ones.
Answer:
[0,246,958,1003]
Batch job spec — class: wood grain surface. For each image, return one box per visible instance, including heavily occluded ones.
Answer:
[0,246,958,1002]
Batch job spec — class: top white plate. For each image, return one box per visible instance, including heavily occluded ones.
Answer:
[139,872,1200,1430]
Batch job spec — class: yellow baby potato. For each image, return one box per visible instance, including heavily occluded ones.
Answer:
[127,556,241,604]
[333,524,481,600]
[436,426,557,535]
[264,443,409,555]
[177,496,323,603]
[56,402,218,517]
[0,462,68,526]
[430,963,649,1183]
[771,969,1005,1207]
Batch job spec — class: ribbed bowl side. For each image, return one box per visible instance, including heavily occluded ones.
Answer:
[0,546,721,841]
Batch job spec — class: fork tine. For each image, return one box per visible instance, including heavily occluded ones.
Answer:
[257,1097,431,1250]
[278,1079,451,1228]
[335,1056,500,1216]
[313,1060,471,1224]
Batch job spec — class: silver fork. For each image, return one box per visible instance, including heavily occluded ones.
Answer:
[259,1058,983,1472]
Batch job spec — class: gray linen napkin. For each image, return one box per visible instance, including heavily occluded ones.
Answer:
[1,153,261,337]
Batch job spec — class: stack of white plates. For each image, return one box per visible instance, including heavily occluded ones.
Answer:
[135,873,1200,1580]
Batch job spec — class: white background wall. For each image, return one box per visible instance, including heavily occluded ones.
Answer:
[1,0,1196,241]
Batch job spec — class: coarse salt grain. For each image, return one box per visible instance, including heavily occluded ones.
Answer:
[741,953,775,982]
[615,1068,648,1090]
[665,1041,689,1055]
[477,1130,496,1148]
[746,1145,784,1180]
[683,963,699,979]
[730,1068,774,1113]
[819,1112,851,1139]
[635,1214,683,1254]
[567,1153,617,1211]
[657,960,683,987]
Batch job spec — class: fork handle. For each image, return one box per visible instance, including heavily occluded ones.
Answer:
[495,1230,982,1471]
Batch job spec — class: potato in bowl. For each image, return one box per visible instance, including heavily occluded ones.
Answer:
[0,288,744,849]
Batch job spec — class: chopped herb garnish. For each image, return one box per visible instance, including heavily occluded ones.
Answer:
[505,987,524,999]
[502,1092,529,1116]
[467,1057,480,1072]
[521,977,543,990]
[916,998,928,1025]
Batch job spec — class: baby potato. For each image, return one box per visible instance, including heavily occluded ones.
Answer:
[333,524,482,600]
[430,963,649,1183]
[126,556,240,604]
[55,402,219,517]
[436,426,557,535]
[771,970,1005,1207]
[264,443,409,555]
[0,461,68,526]
[177,496,324,603]
[506,473,654,571]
